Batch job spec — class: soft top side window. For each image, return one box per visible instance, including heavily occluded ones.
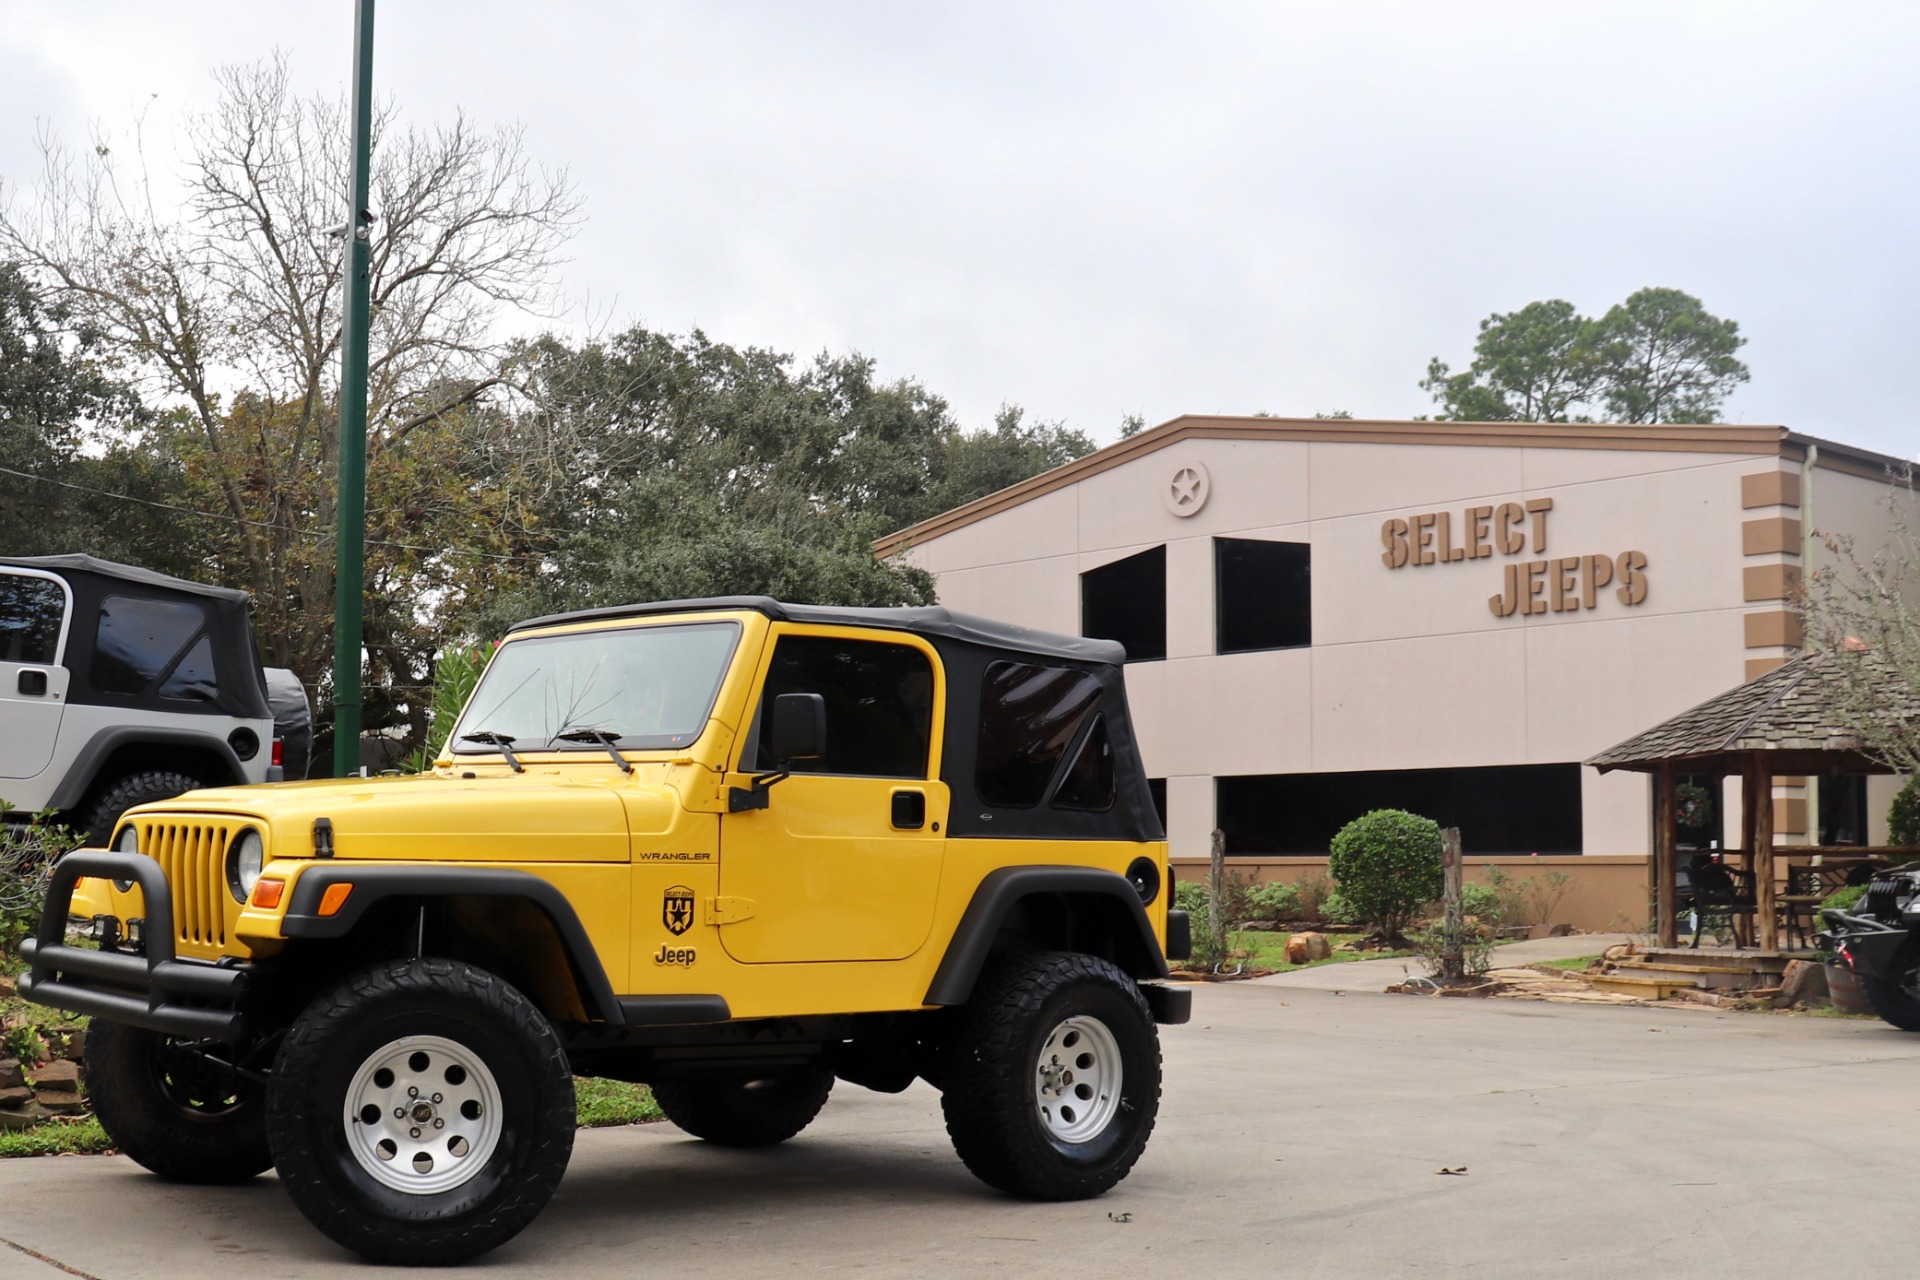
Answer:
[975,661,1102,808]
[92,596,211,698]
[748,635,933,779]
[0,572,69,666]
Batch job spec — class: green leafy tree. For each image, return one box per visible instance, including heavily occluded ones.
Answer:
[1590,287,1749,423]
[1420,299,1600,422]
[1327,809,1444,941]
[1422,289,1748,424]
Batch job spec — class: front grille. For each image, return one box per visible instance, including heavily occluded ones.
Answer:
[136,820,233,948]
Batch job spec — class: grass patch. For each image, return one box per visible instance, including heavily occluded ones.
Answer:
[575,1077,663,1127]
[1226,931,1419,973]
[1539,954,1603,972]
[0,1116,111,1158]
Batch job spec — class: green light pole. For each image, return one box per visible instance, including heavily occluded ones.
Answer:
[332,0,375,778]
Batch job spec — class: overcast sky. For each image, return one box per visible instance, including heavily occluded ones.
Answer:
[3,2,1915,457]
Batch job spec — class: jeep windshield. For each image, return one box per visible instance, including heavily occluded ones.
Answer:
[451,620,741,755]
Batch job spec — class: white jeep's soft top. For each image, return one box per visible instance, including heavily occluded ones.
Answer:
[0,554,278,839]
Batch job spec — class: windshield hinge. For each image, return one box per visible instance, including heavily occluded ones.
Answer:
[705,896,757,926]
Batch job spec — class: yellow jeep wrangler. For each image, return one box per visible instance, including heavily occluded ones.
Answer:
[22,598,1190,1264]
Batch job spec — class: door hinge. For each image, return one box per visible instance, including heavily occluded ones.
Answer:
[705,896,757,926]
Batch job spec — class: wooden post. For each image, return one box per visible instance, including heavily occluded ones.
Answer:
[1754,762,1777,951]
[1440,826,1464,982]
[1656,763,1678,948]
[1208,828,1228,955]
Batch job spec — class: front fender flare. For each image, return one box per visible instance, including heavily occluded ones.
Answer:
[281,864,625,1025]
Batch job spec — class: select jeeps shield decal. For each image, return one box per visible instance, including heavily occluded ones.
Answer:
[662,885,695,936]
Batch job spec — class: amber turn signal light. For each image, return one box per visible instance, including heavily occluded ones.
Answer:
[318,883,353,917]
[250,879,286,910]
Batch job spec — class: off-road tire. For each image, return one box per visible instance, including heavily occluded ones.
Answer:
[652,1067,835,1147]
[266,958,575,1266]
[84,1020,272,1183]
[1863,958,1920,1032]
[81,771,204,845]
[939,950,1160,1200]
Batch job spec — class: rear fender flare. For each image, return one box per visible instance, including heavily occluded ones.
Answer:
[923,865,1169,1006]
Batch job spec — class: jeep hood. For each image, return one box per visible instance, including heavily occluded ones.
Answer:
[125,771,684,863]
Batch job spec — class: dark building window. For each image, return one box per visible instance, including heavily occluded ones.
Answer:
[1216,763,1584,855]
[1819,775,1868,846]
[749,635,933,778]
[1147,778,1168,831]
[976,661,1101,807]
[1214,538,1311,653]
[1081,546,1165,662]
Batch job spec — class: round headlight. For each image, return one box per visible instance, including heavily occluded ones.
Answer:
[112,825,138,891]
[228,829,265,903]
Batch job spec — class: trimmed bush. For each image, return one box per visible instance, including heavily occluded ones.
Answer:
[1890,778,1920,848]
[1328,809,1444,940]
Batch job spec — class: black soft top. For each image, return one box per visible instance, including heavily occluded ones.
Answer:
[0,554,268,720]
[509,596,1158,843]
[509,596,1126,666]
[0,554,252,603]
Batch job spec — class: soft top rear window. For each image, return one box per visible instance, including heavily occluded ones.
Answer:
[453,621,740,754]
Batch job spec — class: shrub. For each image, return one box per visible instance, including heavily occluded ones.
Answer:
[0,803,74,963]
[1327,809,1443,940]
[1294,871,1334,920]
[1244,880,1300,920]
[1459,881,1504,923]
[1891,778,1920,847]
[1413,918,1495,980]
[1321,890,1363,926]
[1821,883,1867,914]
[406,643,494,772]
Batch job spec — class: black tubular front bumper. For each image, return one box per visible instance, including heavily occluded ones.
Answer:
[17,850,250,1042]
[1815,908,1911,981]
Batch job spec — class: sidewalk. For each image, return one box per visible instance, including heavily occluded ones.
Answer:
[1249,932,1634,991]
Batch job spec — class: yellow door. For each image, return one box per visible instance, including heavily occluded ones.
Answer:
[718,626,948,963]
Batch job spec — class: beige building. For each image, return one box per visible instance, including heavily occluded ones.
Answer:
[880,418,1914,929]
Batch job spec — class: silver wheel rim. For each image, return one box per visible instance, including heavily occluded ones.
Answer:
[1033,1015,1122,1144]
[343,1034,503,1195]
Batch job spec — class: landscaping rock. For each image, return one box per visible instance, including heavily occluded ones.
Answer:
[33,1090,85,1115]
[29,1059,81,1090]
[1285,932,1333,964]
[1240,920,1281,932]
[0,1104,44,1130]
[1602,943,1635,964]
[0,1059,23,1090]
[1526,923,1573,940]
[0,1086,30,1108]
[60,1028,85,1062]
[1775,959,1830,1008]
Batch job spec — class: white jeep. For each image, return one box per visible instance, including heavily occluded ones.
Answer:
[0,555,278,840]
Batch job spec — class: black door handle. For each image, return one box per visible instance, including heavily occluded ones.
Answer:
[17,670,47,696]
[890,790,926,830]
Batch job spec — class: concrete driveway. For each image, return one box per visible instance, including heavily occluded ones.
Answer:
[3,979,1915,1279]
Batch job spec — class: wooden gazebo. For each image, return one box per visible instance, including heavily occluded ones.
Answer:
[1588,651,1918,952]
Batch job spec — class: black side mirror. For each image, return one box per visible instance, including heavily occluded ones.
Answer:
[768,693,826,764]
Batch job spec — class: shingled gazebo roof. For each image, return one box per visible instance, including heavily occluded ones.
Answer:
[1587,651,1916,777]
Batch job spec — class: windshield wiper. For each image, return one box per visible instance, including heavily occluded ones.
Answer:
[460,731,525,773]
[554,728,634,774]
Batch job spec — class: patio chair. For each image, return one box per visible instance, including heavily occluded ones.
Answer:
[1681,855,1756,948]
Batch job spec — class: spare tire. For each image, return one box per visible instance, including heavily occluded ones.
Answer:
[264,667,313,780]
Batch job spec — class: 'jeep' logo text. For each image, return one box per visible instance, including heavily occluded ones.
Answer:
[654,945,696,967]
[662,886,695,936]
